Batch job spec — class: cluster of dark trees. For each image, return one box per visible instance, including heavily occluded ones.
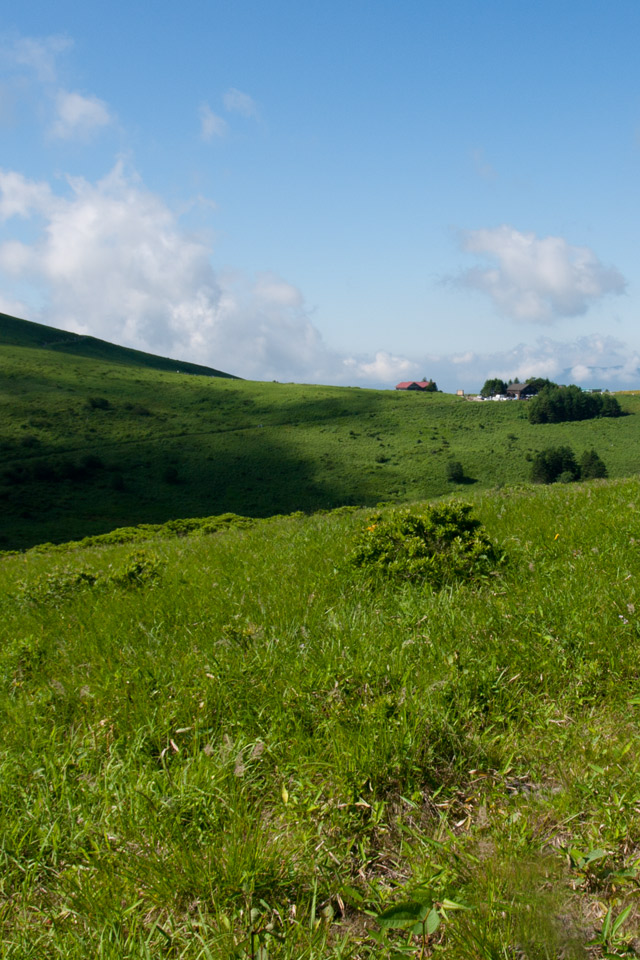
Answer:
[480,377,511,396]
[480,377,554,397]
[528,385,621,423]
[530,446,607,484]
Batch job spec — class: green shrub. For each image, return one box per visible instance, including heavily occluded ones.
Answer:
[446,459,465,483]
[558,470,575,484]
[350,501,502,588]
[579,449,608,479]
[110,549,164,587]
[530,446,580,484]
[17,569,98,606]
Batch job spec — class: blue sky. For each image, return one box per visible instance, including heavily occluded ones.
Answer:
[0,0,639,390]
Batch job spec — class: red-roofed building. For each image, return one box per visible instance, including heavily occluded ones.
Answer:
[395,380,435,391]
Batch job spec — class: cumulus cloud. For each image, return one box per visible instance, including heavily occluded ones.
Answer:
[457,225,626,323]
[0,162,416,385]
[199,102,227,141]
[223,87,257,118]
[0,162,225,358]
[50,89,112,139]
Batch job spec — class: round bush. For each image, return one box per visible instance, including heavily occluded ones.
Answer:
[350,501,502,588]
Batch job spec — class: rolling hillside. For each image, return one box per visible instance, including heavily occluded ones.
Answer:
[0,312,237,378]
[2,312,640,551]
[4,314,640,954]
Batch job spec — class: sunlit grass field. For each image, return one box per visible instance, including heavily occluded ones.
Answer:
[3,313,640,551]
[2,479,640,957]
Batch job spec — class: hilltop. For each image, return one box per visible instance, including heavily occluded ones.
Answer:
[2,312,640,551]
[0,312,236,379]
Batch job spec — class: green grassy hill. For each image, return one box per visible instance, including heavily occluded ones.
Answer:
[4,313,640,954]
[2,479,640,956]
[0,312,236,378]
[2,312,640,550]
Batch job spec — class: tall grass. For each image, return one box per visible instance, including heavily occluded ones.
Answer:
[2,479,640,955]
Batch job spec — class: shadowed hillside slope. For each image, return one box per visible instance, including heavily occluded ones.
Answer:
[2,313,640,550]
[0,312,236,378]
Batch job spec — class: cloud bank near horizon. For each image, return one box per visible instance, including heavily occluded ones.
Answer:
[433,335,640,392]
[0,163,638,392]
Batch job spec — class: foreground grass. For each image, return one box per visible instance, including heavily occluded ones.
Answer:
[2,479,640,956]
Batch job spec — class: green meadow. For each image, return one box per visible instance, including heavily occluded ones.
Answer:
[4,314,640,956]
[2,314,640,552]
[2,479,640,957]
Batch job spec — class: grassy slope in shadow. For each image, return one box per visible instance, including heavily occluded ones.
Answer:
[2,313,640,550]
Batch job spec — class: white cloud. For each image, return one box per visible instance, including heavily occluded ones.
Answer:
[199,102,227,141]
[207,269,328,379]
[223,87,257,118]
[452,351,474,364]
[7,34,72,83]
[344,351,418,382]
[0,166,635,393]
[434,335,640,392]
[0,169,52,219]
[0,162,222,355]
[0,162,415,386]
[1,34,114,142]
[0,292,29,317]
[50,89,112,139]
[570,364,591,381]
[457,225,626,323]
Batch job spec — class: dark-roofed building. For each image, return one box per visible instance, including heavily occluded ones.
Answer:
[505,382,537,399]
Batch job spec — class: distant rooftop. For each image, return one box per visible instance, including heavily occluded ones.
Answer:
[395,380,434,391]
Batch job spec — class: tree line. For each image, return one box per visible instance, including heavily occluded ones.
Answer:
[480,377,554,397]
[480,377,622,424]
[527,385,621,423]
